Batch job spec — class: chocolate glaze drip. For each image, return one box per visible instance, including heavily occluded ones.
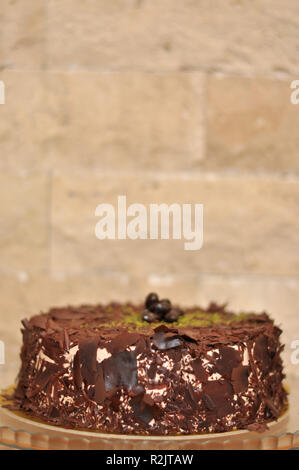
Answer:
[7,300,288,435]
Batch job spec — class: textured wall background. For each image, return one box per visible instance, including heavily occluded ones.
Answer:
[0,1,299,380]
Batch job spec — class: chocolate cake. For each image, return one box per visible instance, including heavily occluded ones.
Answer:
[9,293,287,435]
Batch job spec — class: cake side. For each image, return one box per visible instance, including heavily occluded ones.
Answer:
[9,296,287,435]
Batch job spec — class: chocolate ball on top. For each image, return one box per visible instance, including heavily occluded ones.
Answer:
[142,293,184,323]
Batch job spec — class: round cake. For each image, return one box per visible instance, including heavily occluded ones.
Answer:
[8,293,287,435]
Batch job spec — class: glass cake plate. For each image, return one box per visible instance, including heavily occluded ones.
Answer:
[0,369,298,450]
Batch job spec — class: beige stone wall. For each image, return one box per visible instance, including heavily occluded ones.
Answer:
[0,1,299,380]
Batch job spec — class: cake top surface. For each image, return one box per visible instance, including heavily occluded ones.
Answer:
[23,293,277,351]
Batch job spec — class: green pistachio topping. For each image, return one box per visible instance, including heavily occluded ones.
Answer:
[93,309,251,331]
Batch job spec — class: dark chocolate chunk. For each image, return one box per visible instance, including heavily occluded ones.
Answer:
[102,350,137,392]
[42,336,61,359]
[202,393,215,411]
[213,345,242,377]
[231,365,249,394]
[254,335,271,370]
[147,362,157,380]
[78,340,98,385]
[192,358,209,382]
[203,380,234,418]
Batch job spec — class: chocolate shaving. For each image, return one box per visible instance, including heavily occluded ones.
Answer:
[254,335,271,370]
[134,337,147,356]
[46,318,63,332]
[131,392,162,424]
[94,364,105,404]
[185,384,199,410]
[247,422,269,433]
[30,315,48,330]
[78,340,98,385]
[21,318,30,329]
[207,302,227,313]
[27,363,60,397]
[63,329,70,351]
[152,326,182,350]
[73,350,82,390]
[264,397,280,418]
[106,332,140,355]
